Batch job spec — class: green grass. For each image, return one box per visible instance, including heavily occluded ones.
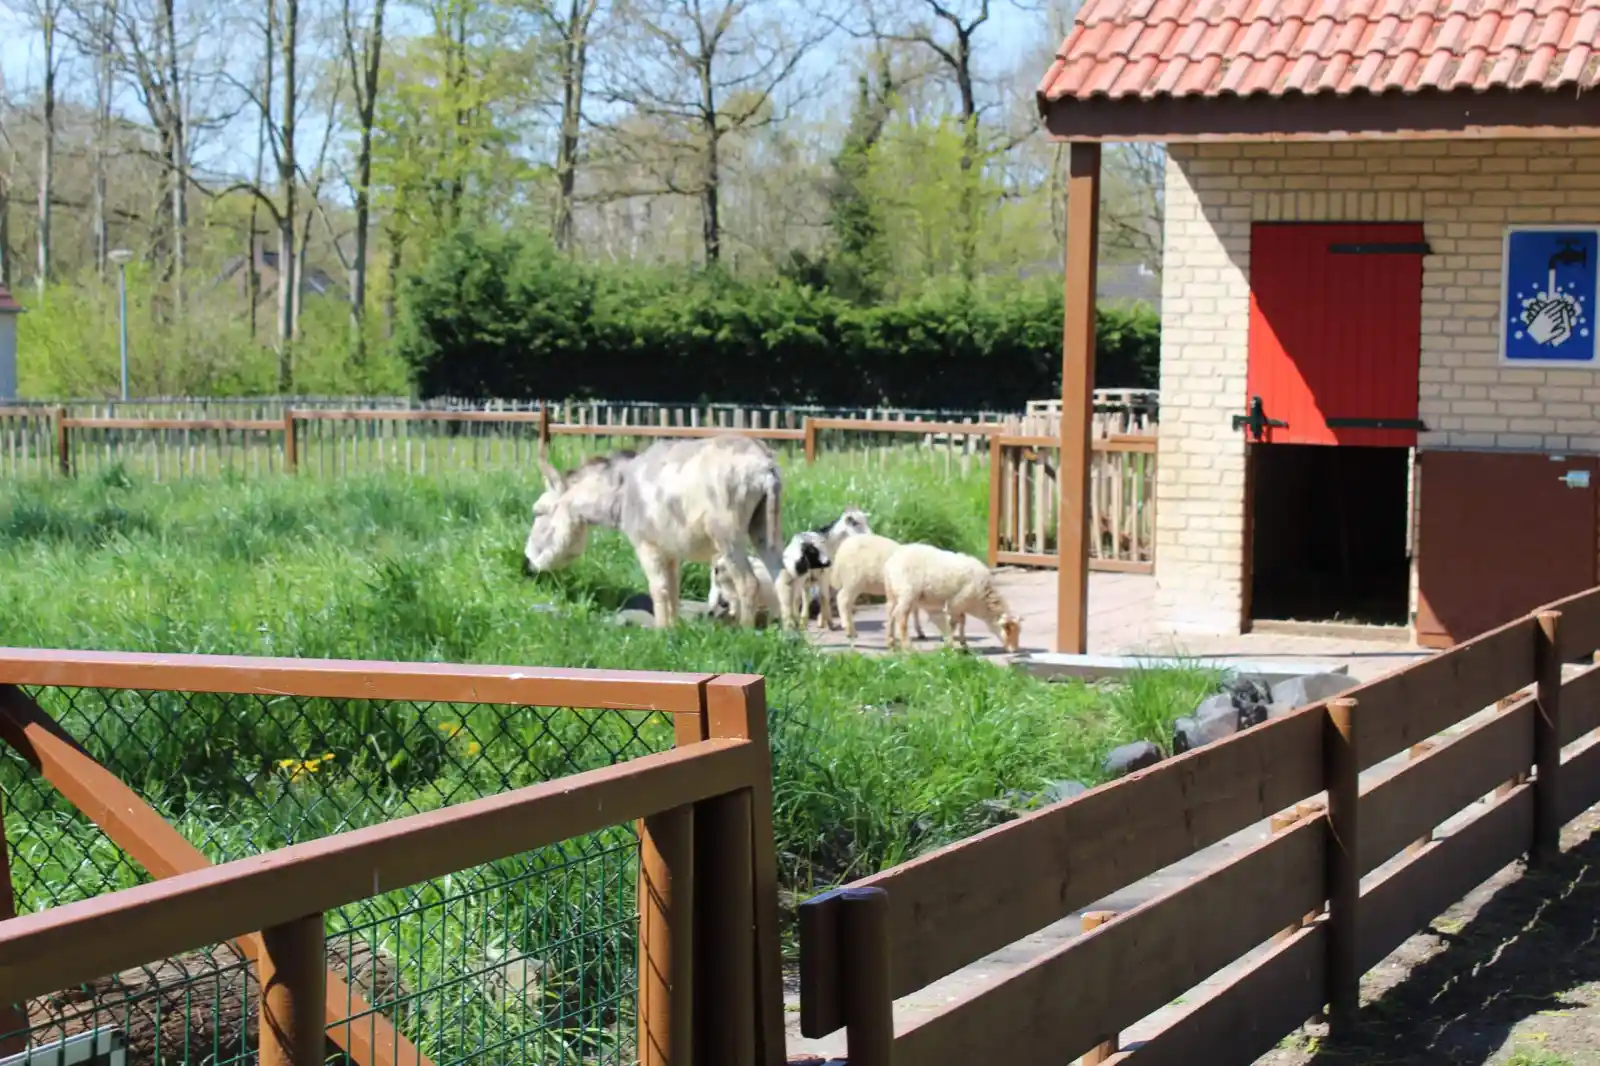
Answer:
[0,454,1217,1062]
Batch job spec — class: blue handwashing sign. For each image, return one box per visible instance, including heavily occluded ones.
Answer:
[1503,226,1599,365]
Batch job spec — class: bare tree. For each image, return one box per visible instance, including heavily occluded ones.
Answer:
[597,0,828,266]
[340,0,385,360]
[539,0,600,253]
[276,0,299,385]
[60,0,119,276]
[0,71,12,289]
[115,0,188,309]
[18,0,69,293]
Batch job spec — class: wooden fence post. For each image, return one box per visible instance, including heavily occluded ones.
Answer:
[839,887,893,1066]
[258,913,327,1066]
[639,805,695,1066]
[283,411,298,474]
[1079,911,1119,1065]
[0,792,26,1055]
[803,419,818,464]
[1534,609,1563,864]
[55,406,69,476]
[1407,742,1436,856]
[702,676,782,1066]
[1324,697,1360,1036]
[988,436,1003,567]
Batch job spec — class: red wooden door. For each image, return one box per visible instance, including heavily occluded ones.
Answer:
[1247,223,1425,448]
[1416,450,1598,647]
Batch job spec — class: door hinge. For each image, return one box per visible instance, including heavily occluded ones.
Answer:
[1328,242,1432,255]
[1231,396,1287,442]
[1325,417,1429,431]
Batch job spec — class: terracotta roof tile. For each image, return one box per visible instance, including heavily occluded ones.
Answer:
[1039,0,1600,103]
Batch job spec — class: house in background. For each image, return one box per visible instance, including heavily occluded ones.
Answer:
[215,237,347,311]
[1041,0,1600,650]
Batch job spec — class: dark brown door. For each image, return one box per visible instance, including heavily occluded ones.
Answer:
[1416,450,1598,648]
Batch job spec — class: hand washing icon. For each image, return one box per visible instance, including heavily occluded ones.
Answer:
[1515,240,1590,349]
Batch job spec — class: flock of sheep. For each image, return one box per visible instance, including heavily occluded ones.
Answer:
[522,434,1023,654]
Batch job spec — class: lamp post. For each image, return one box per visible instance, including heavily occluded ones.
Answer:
[108,249,133,401]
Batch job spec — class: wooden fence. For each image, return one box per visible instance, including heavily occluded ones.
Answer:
[0,653,785,1066]
[797,587,1600,1066]
[988,434,1157,574]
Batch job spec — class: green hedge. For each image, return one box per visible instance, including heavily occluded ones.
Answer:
[395,228,1159,408]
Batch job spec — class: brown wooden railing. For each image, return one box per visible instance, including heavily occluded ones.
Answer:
[797,587,1600,1066]
[0,653,784,1066]
[987,434,1157,574]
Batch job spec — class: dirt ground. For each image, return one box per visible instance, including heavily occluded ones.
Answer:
[1258,809,1600,1066]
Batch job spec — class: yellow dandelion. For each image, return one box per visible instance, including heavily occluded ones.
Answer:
[465,741,482,757]
[278,758,298,770]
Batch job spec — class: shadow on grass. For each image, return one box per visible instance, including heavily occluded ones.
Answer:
[1290,819,1600,1065]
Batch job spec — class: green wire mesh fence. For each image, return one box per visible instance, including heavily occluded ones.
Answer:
[1,686,677,1066]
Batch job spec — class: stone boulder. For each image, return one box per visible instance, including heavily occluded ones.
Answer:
[1268,672,1357,717]
[1103,741,1163,778]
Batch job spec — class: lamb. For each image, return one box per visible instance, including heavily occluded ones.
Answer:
[798,508,872,629]
[826,533,927,642]
[708,530,830,629]
[883,543,1022,654]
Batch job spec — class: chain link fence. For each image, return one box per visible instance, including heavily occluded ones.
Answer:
[2,685,678,1066]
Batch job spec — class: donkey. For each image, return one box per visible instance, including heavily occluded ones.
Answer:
[523,435,784,628]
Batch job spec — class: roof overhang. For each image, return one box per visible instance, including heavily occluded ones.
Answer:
[1038,86,1600,143]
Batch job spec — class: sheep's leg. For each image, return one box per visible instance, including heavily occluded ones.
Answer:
[913,607,927,641]
[952,611,969,650]
[887,592,912,652]
[931,606,955,649]
[718,548,760,628]
[636,545,674,629]
[839,580,861,641]
[819,577,836,630]
[776,571,797,630]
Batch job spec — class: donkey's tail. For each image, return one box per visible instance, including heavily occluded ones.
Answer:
[748,463,784,561]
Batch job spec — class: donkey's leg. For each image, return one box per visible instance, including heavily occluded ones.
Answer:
[662,557,683,627]
[636,544,674,628]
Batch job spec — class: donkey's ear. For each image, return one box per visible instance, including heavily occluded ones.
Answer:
[538,438,566,493]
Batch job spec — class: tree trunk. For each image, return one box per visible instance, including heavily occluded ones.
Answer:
[163,0,186,317]
[35,14,56,296]
[276,0,299,390]
[0,169,11,289]
[552,0,596,253]
[347,0,386,365]
[92,0,114,278]
[955,34,978,283]
[698,69,720,265]
[383,231,402,337]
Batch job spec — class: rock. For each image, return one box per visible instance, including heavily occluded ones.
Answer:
[1173,705,1241,754]
[613,609,657,628]
[1268,672,1358,717]
[1039,779,1089,804]
[1225,676,1274,729]
[1103,741,1163,778]
[621,592,654,614]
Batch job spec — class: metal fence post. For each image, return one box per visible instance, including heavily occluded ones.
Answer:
[1325,697,1360,1036]
[1534,609,1564,864]
[258,913,326,1066]
[838,887,892,1066]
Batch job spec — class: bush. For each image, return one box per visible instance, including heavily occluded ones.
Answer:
[397,228,1159,407]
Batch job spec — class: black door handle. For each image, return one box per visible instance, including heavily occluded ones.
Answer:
[1231,396,1288,441]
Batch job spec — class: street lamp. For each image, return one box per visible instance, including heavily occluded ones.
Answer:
[108,249,134,401]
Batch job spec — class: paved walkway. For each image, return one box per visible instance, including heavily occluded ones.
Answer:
[810,568,1431,682]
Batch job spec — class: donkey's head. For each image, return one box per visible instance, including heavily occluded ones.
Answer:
[523,444,632,574]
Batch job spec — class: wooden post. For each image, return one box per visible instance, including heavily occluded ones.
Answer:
[1407,742,1436,856]
[283,410,298,474]
[1324,697,1360,1036]
[1534,609,1563,864]
[988,436,1003,567]
[639,805,695,1066]
[839,887,893,1066]
[55,406,69,476]
[1056,142,1100,654]
[258,913,327,1066]
[703,676,782,1066]
[1079,911,1119,1064]
[0,792,26,1055]
[538,402,552,450]
[804,418,818,464]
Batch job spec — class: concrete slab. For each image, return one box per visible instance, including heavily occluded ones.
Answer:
[1016,651,1351,685]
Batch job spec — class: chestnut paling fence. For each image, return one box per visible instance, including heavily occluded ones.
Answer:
[0,653,783,1066]
[10,589,1600,1066]
[798,583,1600,1066]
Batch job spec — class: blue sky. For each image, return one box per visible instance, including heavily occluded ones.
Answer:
[1,1,1061,180]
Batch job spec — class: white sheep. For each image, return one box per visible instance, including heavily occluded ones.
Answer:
[797,508,872,630]
[883,543,1022,654]
[826,533,927,642]
[707,551,783,627]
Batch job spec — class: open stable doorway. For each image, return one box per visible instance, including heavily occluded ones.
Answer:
[1241,221,1425,631]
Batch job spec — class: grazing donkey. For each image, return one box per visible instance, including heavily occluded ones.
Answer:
[523,436,783,628]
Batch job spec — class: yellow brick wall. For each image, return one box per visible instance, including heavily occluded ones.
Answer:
[1157,137,1600,635]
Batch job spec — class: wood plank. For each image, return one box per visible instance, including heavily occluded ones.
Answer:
[805,708,1324,1033]
[294,410,548,424]
[0,649,710,712]
[809,418,1005,437]
[1543,586,1600,660]
[0,686,429,1066]
[0,736,761,1003]
[61,418,283,431]
[1106,925,1325,1066]
[1559,664,1600,745]
[1559,734,1600,823]
[992,552,1153,575]
[550,425,805,441]
[893,818,1325,1066]
[1349,615,1536,770]
[1357,784,1533,973]
[1357,699,1532,875]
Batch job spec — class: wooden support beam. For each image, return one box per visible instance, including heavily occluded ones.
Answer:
[1057,142,1101,654]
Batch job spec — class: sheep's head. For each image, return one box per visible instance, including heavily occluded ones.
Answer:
[998,615,1022,653]
[835,508,871,539]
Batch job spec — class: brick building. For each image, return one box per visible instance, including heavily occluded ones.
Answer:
[1039,0,1600,651]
